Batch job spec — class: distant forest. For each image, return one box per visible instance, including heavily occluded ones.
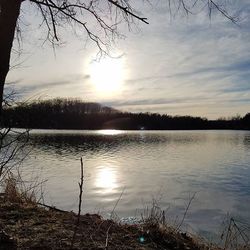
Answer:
[2,98,250,130]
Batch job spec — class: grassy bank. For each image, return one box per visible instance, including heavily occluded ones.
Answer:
[0,199,217,250]
[0,177,249,250]
[0,178,219,250]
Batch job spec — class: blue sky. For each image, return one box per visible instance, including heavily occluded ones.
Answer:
[5,0,250,119]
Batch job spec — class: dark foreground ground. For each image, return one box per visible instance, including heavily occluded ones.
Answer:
[0,199,219,250]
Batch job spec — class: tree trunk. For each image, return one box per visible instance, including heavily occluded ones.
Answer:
[0,0,22,121]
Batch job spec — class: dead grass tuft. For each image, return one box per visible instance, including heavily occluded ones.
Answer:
[3,174,36,205]
[0,174,249,250]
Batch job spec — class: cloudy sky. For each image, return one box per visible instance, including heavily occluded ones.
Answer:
[5,0,250,119]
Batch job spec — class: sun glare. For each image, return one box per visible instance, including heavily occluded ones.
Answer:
[95,166,117,194]
[97,129,123,135]
[89,57,124,94]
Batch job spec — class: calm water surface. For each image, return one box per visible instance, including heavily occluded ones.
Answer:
[21,130,250,239]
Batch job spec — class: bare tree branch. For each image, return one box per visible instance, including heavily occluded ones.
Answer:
[107,0,148,24]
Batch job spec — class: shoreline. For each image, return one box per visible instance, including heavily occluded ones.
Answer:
[0,177,249,250]
[0,199,218,250]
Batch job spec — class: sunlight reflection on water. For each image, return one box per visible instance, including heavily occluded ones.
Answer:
[97,129,124,135]
[95,166,118,193]
[20,130,250,241]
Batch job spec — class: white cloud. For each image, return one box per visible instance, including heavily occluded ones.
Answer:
[5,0,250,119]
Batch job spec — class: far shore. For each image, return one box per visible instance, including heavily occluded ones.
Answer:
[3,98,250,130]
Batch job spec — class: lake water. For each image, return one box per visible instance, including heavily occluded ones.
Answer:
[20,130,250,241]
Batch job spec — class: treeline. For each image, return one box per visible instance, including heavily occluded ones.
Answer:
[2,98,250,130]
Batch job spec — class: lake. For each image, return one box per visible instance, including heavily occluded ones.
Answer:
[20,129,250,241]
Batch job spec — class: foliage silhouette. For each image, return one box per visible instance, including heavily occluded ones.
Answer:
[3,98,250,130]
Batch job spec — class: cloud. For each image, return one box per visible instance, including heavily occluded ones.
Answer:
[116,1,250,118]
[4,73,92,101]
[5,0,250,118]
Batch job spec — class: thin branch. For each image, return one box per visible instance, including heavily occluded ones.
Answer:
[107,0,149,24]
[71,157,84,248]
[37,202,68,213]
[176,192,196,231]
[46,0,59,41]
[209,0,239,24]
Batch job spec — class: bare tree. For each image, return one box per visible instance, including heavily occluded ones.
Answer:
[0,0,149,181]
[0,0,239,118]
[0,91,29,182]
[0,0,149,118]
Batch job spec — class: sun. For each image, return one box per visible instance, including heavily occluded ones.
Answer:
[89,57,124,94]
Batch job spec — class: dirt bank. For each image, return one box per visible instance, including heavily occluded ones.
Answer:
[0,198,218,250]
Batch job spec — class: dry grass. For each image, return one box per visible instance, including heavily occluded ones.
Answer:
[0,200,217,250]
[0,187,217,250]
[139,198,250,250]
[0,175,249,250]
[220,217,250,250]
[3,174,37,205]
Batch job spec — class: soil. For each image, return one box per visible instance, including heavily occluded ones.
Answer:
[0,199,218,250]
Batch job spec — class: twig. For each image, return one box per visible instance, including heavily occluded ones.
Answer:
[107,0,149,24]
[231,219,249,245]
[176,193,196,231]
[223,217,250,249]
[105,224,112,249]
[71,157,84,248]
[37,202,68,213]
[224,218,233,249]
[110,187,125,220]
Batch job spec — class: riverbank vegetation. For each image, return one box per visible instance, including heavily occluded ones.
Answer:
[0,141,249,250]
[2,98,250,130]
[0,176,221,250]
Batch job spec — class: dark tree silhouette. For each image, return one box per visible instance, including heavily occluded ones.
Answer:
[3,98,249,130]
[0,0,238,118]
[0,0,22,117]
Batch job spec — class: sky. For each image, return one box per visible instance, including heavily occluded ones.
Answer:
[5,0,250,119]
